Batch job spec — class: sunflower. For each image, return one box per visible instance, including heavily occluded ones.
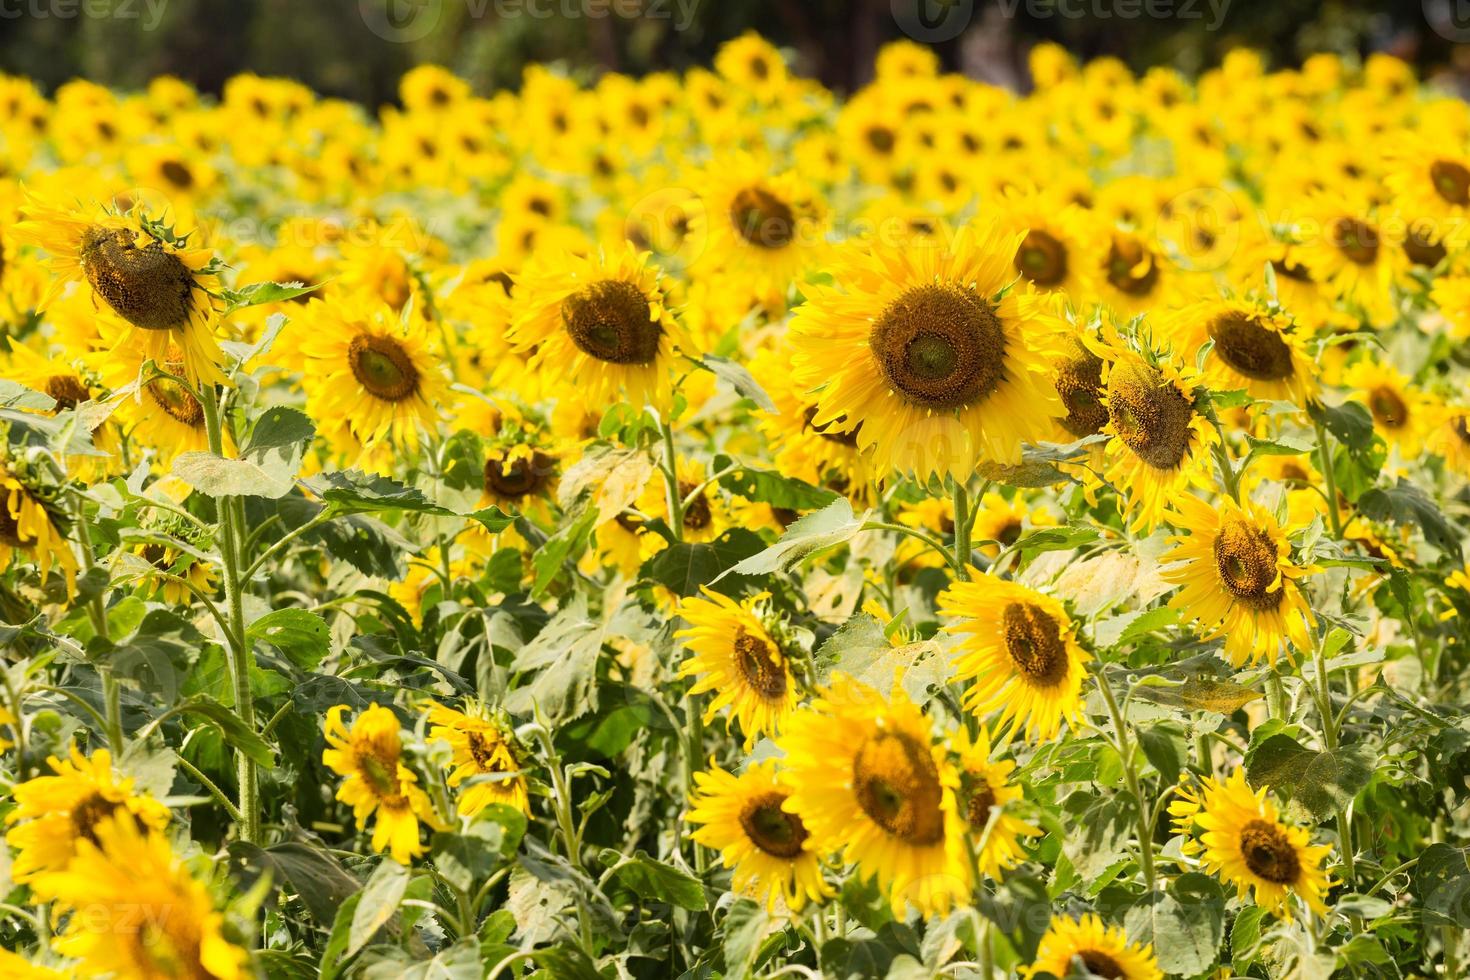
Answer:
[639,457,731,548]
[297,293,449,456]
[1164,298,1318,404]
[1295,193,1404,325]
[322,704,438,864]
[939,575,1091,742]
[478,438,558,528]
[748,342,872,500]
[0,950,63,979]
[1093,227,1176,317]
[129,541,218,605]
[427,702,530,818]
[1049,331,1111,451]
[1344,359,1433,458]
[788,222,1065,481]
[971,490,1055,558]
[4,745,171,897]
[1428,404,1470,478]
[997,187,1098,299]
[1383,136,1470,222]
[0,463,78,594]
[1170,768,1332,918]
[12,195,226,386]
[1098,347,1218,532]
[693,155,829,301]
[97,339,215,466]
[511,244,689,410]
[714,32,789,104]
[44,813,248,980]
[1161,494,1317,668]
[1023,914,1162,980]
[675,588,798,748]
[949,726,1041,879]
[685,761,831,913]
[777,674,970,918]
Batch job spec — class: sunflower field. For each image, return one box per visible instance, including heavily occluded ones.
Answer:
[3,30,1470,979]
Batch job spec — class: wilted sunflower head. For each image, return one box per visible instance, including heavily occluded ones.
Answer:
[1053,337,1108,439]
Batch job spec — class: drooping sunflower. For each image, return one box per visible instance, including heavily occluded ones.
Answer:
[1344,359,1433,458]
[1163,298,1318,404]
[938,575,1091,742]
[322,704,438,864]
[3,745,171,897]
[426,702,530,818]
[1170,768,1332,918]
[129,541,218,605]
[0,463,78,594]
[788,222,1065,481]
[949,726,1041,879]
[44,813,248,980]
[1023,914,1162,980]
[97,339,216,466]
[298,294,448,458]
[511,244,689,409]
[1161,493,1317,668]
[685,761,831,913]
[12,195,226,386]
[777,674,970,918]
[676,588,798,748]
[1098,347,1218,532]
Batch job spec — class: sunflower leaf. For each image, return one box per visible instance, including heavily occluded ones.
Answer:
[1245,732,1374,821]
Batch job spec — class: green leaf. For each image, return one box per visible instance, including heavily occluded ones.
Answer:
[719,497,865,580]
[1246,433,1313,456]
[1357,478,1462,557]
[1309,400,1375,452]
[348,859,409,957]
[722,898,775,980]
[610,851,705,910]
[1230,904,1270,974]
[1138,724,1185,784]
[107,608,201,704]
[1245,733,1373,821]
[640,528,765,597]
[173,696,275,766]
[247,608,329,671]
[718,463,837,511]
[320,891,363,980]
[1130,676,1263,714]
[172,450,297,498]
[701,354,777,412]
[1125,873,1225,976]
[529,506,597,598]
[229,840,361,926]
[219,280,322,316]
[1413,843,1470,928]
[1013,523,1100,560]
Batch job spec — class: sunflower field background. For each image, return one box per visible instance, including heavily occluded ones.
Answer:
[3,25,1470,980]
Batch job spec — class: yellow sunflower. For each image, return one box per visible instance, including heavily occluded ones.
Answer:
[971,490,1055,558]
[511,244,690,410]
[4,745,171,898]
[0,462,78,594]
[322,703,438,864]
[1295,193,1404,325]
[675,588,798,748]
[44,813,248,980]
[96,338,216,466]
[1344,359,1433,458]
[1170,768,1332,918]
[938,575,1091,742]
[427,702,530,818]
[788,222,1065,481]
[129,541,218,605]
[777,674,970,918]
[685,761,831,913]
[1428,404,1470,478]
[1163,298,1318,404]
[1024,914,1162,980]
[950,726,1041,879]
[12,195,226,386]
[1161,493,1318,668]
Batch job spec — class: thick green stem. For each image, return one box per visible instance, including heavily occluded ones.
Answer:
[660,418,683,541]
[72,492,123,753]
[1095,669,1157,895]
[952,481,972,580]
[1313,635,1356,893]
[1312,417,1345,539]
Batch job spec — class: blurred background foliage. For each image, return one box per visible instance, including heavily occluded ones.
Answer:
[1,0,1468,103]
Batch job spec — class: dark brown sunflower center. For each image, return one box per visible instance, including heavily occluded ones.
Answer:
[852,730,945,846]
[995,519,1023,546]
[145,374,205,427]
[71,792,121,845]
[348,333,420,402]
[561,278,662,365]
[870,283,1007,411]
[159,160,194,190]
[1431,159,1470,206]
[1404,224,1447,267]
[679,481,712,531]
[801,405,860,447]
[732,628,787,699]
[1001,601,1070,686]
[1240,818,1301,884]
[1207,312,1295,382]
[965,781,997,831]
[44,374,90,411]
[866,125,896,154]
[1077,950,1126,979]
[1105,235,1160,296]
[0,498,24,547]
[738,791,808,858]
[1270,257,1312,282]
[1367,385,1408,429]
[1453,415,1470,446]
[483,450,553,500]
[1213,519,1283,609]
[79,225,199,331]
[729,186,795,249]
[1055,346,1107,438]
[1333,218,1379,265]
[466,731,510,772]
[1015,229,1068,287]
[1107,363,1195,469]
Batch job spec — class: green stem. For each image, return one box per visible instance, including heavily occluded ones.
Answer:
[1313,634,1357,894]
[242,510,333,581]
[71,492,122,753]
[861,521,965,577]
[660,418,683,540]
[1312,417,1345,539]
[952,481,972,580]
[177,756,244,823]
[1095,668,1157,895]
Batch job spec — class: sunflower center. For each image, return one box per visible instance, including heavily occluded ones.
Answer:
[1332,218,1379,265]
[44,374,90,411]
[0,500,25,547]
[1240,818,1301,884]
[1055,345,1107,438]
[1108,363,1195,470]
[995,519,1023,546]
[1077,950,1126,979]
[357,746,404,802]
[1367,385,1408,429]
[1453,415,1470,446]
[732,628,787,700]
[965,781,997,830]
[679,481,712,531]
[1104,235,1159,296]
[561,279,663,365]
[1404,224,1447,267]
[483,451,553,499]
[70,792,121,845]
[1431,160,1470,206]
[79,225,199,332]
[348,333,420,402]
[1207,312,1294,382]
[870,283,1007,411]
[159,159,195,190]
[738,791,808,859]
[145,375,205,427]
[1015,229,1068,287]
[1270,257,1312,282]
[802,406,860,447]
[1001,601,1070,686]
[852,730,946,846]
[466,731,510,772]
[1213,518,1283,609]
[866,125,896,154]
[729,186,795,249]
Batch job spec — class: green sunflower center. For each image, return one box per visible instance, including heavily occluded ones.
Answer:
[348,333,421,402]
[1213,518,1283,610]
[1332,218,1379,265]
[729,186,795,249]
[79,225,200,332]
[1015,229,1068,287]
[1206,312,1295,382]
[561,278,663,365]
[1431,159,1470,206]
[870,283,1007,411]
[1107,363,1195,470]
[852,730,946,846]
[732,628,787,700]
[738,791,808,859]
[1240,818,1302,885]
[1001,601,1070,686]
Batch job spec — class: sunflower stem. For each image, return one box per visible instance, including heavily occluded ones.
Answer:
[71,490,123,754]
[660,417,684,541]
[1312,631,1358,900]
[952,481,972,579]
[1312,416,1345,539]
[1094,667,1157,896]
